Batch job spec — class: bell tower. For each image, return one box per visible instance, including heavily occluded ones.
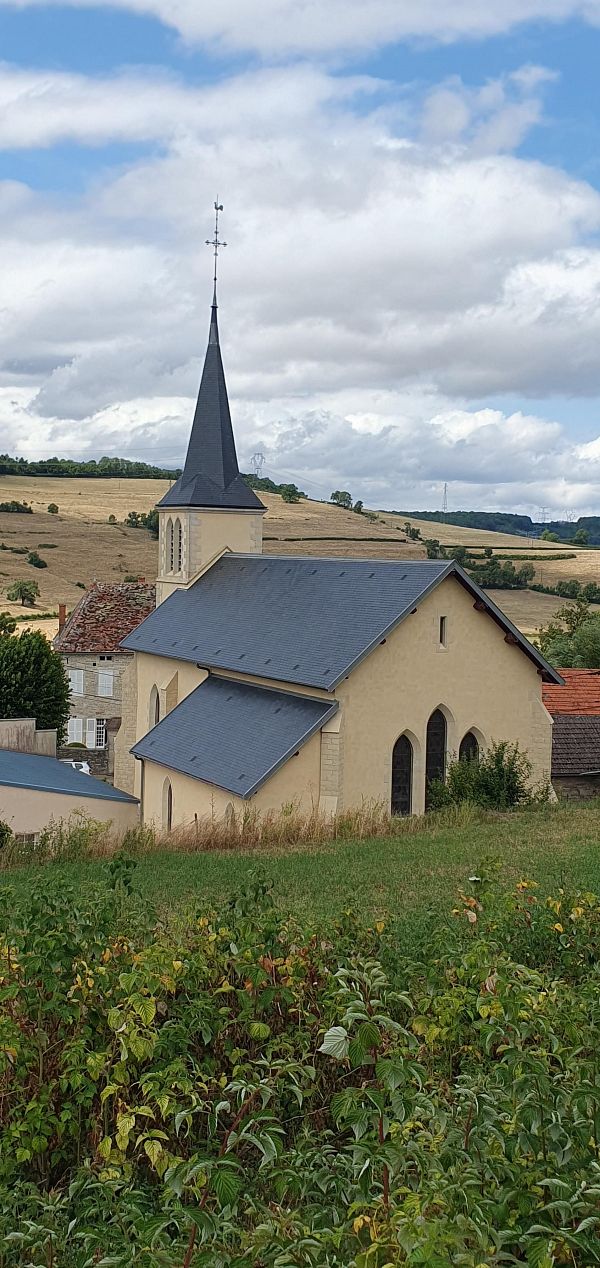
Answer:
[156,202,265,604]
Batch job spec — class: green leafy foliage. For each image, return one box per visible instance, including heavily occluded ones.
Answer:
[0,453,180,478]
[330,490,353,509]
[2,870,600,1263]
[0,499,32,513]
[536,599,600,667]
[0,611,16,636]
[0,628,70,741]
[6,579,40,606]
[279,483,302,503]
[428,740,539,811]
[27,551,47,569]
[125,508,159,537]
[47,503,59,514]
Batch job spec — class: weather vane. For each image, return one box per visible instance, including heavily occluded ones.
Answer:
[206,198,226,302]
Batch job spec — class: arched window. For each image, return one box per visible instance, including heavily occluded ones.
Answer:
[167,518,174,573]
[425,708,447,809]
[162,778,173,832]
[391,734,413,816]
[175,519,183,573]
[149,685,160,729]
[459,731,479,762]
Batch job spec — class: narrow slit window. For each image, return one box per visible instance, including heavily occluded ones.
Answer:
[439,616,447,646]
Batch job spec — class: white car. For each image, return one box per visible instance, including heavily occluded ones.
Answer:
[60,759,91,775]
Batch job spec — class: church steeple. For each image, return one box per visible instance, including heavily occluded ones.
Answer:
[155,202,265,605]
[158,290,263,512]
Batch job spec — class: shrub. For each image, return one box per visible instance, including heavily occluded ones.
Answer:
[27,550,47,569]
[0,500,32,513]
[108,514,116,523]
[75,581,86,589]
[0,611,16,636]
[428,740,538,811]
[0,819,12,851]
[47,503,59,514]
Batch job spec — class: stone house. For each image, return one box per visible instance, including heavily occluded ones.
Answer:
[543,669,600,799]
[54,582,155,779]
[116,278,561,830]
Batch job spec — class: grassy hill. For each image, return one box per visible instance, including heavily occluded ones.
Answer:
[0,475,596,639]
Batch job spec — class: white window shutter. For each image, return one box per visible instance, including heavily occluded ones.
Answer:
[98,671,114,698]
[68,717,83,744]
[86,718,96,749]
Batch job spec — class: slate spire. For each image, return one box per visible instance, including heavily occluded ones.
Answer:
[158,206,264,513]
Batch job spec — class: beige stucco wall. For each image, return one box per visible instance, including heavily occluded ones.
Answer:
[156,508,264,604]
[0,786,139,836]
[140,728,321,830]
[335,574,552,815]
[132,572,552,826]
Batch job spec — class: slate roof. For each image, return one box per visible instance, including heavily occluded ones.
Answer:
[132,675,337,797]
[54,582,156,654]
[551,714,600,777]
[543,669,600,716]
[122,554,561,688]
[158,302,264,513]
[0,749,138,801]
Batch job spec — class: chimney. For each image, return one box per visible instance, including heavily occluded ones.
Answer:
[58,603,67,633]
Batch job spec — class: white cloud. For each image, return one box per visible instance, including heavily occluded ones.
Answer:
[0,60,599,513]
[1,0,600,56]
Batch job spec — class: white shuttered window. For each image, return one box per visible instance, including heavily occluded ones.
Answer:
[98,671,114,698]
[67,668,84,696]
[67,717,83,743]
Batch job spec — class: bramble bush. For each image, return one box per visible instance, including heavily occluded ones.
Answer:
[2,867,600,1264]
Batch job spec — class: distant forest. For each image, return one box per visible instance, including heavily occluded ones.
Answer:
[0,455,305,500]
[394,509,600,545]
[0,454,182,479]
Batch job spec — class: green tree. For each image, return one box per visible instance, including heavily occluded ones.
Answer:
[352,499,363,514]
[47,503,59,514]
[0,611,16,636]
[424,538,442,559]
[536,599,600,667]
[0,629,70,741]
[573,527,589,546]
[6,579,40,607]
[516,562,535,587]
[448,545,468,565]
[330,490,353,510]
[108,514,116,524]
[280,484,301,503]
[484,546,493,559]
[541,529,560,542]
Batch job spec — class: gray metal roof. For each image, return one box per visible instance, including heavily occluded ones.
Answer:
[158,302,264,513]
[132,675,337,797]
[0,750,139,801]
[122,554,561,688]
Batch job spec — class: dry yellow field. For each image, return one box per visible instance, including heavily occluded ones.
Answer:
[0,476,594,637]
[375,512,561,550]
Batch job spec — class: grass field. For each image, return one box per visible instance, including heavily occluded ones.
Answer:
[5,801,600,943]
[1,475,597,633]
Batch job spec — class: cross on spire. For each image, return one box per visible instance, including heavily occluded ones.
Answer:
[205,198,226,305]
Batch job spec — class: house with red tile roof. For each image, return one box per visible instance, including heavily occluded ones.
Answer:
[54,582,155,781]
[542,669,600,799]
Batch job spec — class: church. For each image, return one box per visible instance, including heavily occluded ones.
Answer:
[116,260,560,830]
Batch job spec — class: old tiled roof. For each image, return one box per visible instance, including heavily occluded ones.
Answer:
[54,582,156,654]
[543,669,600,716]
[551,714,600,777]
[122,556,562,688]
[132,674,338,797]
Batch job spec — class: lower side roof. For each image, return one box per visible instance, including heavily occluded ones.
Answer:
[132,674,338,798]
[0,749,139,801]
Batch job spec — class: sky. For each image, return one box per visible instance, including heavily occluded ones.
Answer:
[2,4,600,514]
